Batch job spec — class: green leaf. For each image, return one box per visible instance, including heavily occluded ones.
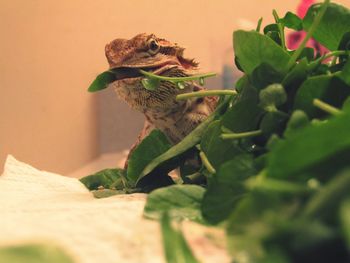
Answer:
[266,31,282,46]
[297,47,315,62]
[259,111,288,136]
[342,97,350,111]
[294,75,331,117]
[222,88,262,133]
[127,130,172,184]
[88,71,116,92]
[79,168,126,190]
[303,3,350,50]
[263,23,282,46]
[250,63,284,90]
[144,185,205,223]
[338,59,350,86]
[266,218,338,261]
[200,121,243,170]
[92,189,126,198]
[141,78,160,91]
[266,134,281,151]
[234,56,244,72]
[0,244,74,263]
[227,191,285,228]
[161,213,200,263]
[338,32,350,63]
[302,169,350,220]
[340,199,350,249]
[201,154,256,224]
[281,12,303,31]
[338,32,350,51]
[268,111,350,179]
[294,75,350,118]
[263,23,279,35]
[233,30,290,75]
[137,97,231,181]
[282,58,308,88]
[235,75,250,92]
[225,194,281,262]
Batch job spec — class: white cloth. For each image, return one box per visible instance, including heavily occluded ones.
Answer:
[0,155,228,263]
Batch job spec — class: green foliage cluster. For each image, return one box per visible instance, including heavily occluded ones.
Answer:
[0,244,74,263]
[82,1,350,262]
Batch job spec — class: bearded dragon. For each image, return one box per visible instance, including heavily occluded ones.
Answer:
[105,33,217,167]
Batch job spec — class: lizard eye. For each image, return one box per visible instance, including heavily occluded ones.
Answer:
[148,39,160,55]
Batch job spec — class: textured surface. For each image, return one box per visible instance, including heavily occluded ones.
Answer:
[0,155,229,263]
[105,33,218,167]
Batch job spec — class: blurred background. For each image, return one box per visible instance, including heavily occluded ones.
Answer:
[1,0,348,176]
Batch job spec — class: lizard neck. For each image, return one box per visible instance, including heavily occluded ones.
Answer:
[144,100,193,143]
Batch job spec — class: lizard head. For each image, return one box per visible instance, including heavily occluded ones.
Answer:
[105,33,198,112]
[105,33,198,72]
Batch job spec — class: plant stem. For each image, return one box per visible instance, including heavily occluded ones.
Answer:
[273,9,286,50]
[187,172,203,182]
[286,0,330,71]
[176,90,237,100]
[221,130,262,140]
[256,17,263,32]
[302,170,350,219]
[309,51,348,68]
[330,55,338,66]
[221,126,233,133]
[199,151,216,174]
[322,51,348,61]
[140,69,216,82]
[313,99,341,115]
[246,176,311,194]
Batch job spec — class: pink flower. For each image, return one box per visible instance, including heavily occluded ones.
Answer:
[287,0,328,56]
[297,0,315,18]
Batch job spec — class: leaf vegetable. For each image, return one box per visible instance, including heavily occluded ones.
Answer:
[82,0,350,262]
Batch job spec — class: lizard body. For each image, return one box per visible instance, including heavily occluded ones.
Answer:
[104,33,217,167]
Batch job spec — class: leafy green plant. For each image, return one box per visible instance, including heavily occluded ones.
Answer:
[0,243,75,263]
[81,0,350,262]
[87,68,217,92]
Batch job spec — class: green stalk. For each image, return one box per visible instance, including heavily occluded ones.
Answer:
[340,199,350,247]
[199,151,216,174]
[246,176,311,194]
[176,90,237,100]
[221,126,233,133]
[272,9,286,50]
[330,55,338,66]
[308,51,348,69]
[140,69,216,82]
[302,169,350,219]
[221,130,262,140]
[187,172,203,182]
[286,0,330,70]
[321,51,348,62]
[256,17,263,32]
[313,99,341,115]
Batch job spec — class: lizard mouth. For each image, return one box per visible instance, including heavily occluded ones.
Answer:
[110,61,179,81]
[109,53,199,81]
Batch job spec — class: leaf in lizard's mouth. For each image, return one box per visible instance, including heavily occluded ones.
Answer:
[110,61,178,81]
[109,67,152,81]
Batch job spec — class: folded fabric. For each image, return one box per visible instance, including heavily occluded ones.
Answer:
[0,155,228,263]
[0,155,162,263]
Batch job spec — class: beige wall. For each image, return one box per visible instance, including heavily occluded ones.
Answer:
[1,0,348,174]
